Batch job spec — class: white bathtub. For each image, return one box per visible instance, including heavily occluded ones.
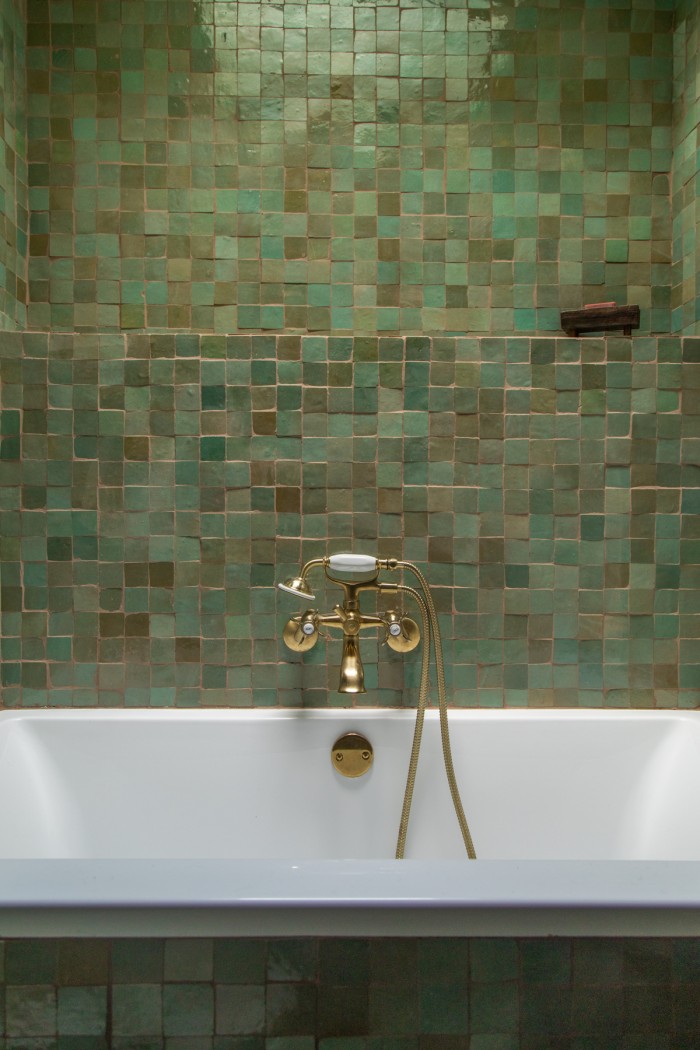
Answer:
[0,707,699,937]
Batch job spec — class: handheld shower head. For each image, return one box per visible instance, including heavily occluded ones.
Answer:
[277,557,329,602]
[277,576,317,601]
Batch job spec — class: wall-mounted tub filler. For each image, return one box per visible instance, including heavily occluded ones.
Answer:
[278,553,477,859]
[279,553,420,694]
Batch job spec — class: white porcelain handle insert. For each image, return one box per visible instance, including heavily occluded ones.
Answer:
[328,553,378,574]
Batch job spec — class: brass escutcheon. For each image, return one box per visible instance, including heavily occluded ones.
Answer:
[331,732,374,778]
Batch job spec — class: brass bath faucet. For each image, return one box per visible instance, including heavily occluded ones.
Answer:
[278,553,419,693]
[277,551,477,859]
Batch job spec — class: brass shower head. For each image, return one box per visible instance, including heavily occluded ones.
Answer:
[277,575,317,601]
[277,557,330,602]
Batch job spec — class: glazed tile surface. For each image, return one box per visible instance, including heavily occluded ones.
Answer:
[1,331,698,710]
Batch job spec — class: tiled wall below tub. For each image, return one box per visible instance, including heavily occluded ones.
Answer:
[1,936,700,1045]
[1,331,699,710]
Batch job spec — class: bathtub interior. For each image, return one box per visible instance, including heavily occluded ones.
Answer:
[0,709,698,863]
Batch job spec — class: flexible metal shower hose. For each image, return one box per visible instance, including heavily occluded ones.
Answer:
[394,564,477,860]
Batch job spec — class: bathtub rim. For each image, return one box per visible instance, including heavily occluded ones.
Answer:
[2,858,700,937]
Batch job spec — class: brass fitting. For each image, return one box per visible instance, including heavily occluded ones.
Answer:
[279,555,420,694]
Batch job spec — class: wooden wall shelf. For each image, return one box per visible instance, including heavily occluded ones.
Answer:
[560,305,640,337]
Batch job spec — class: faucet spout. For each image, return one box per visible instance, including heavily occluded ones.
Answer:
[338,635,366,694]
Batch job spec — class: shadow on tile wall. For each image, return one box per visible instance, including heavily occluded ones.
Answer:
[0,0,27,329]
[672,0,700,334]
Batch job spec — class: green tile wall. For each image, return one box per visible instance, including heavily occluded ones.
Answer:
[672,0,700,335]
[1,935,700,1045]
[24,0,675,336]
[3,4,700,1043]
[1,330,699,711]
[0,0,28,330]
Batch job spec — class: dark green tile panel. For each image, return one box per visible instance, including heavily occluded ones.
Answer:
[1,331,698,710]
[1,936,700,1043]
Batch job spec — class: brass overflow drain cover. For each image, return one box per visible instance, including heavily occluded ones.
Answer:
[332,732,374,778]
